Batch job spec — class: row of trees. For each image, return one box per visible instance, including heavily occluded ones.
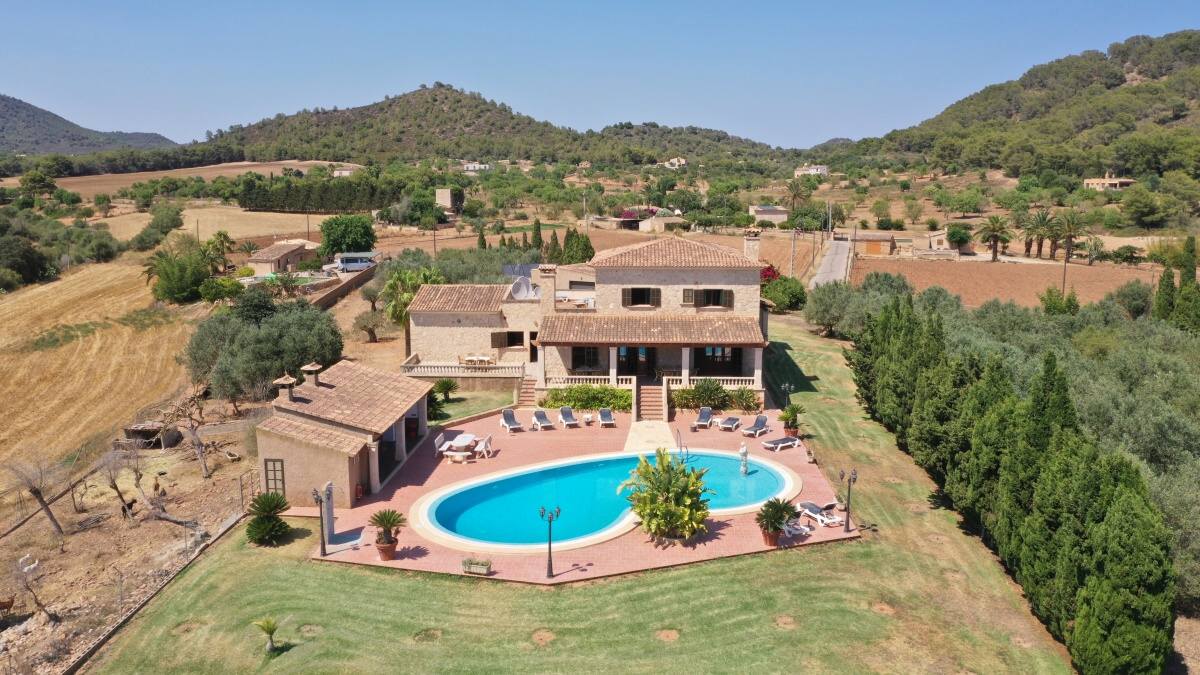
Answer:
[847,294,1175,672]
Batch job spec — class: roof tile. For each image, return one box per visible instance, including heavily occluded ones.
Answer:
[538,314,766,346]
[271,360,433,434]
[258,415,366,455]
[590,237,761,269]
[408,284,508,313]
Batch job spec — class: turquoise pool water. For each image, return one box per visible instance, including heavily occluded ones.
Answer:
[428,451,787,546]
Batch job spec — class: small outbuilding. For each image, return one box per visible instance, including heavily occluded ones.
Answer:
[247,242,316,276]
[255,361,433,508]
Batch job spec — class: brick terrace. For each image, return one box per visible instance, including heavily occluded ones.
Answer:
[287,410,859,584]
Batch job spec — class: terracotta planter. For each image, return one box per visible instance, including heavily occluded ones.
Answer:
[761,529,781,547]
[376,541,397,561]
[784,426,799,437]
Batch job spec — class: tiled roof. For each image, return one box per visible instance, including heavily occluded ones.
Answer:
[249,242,307,262]
[272,360,433,435]
[538,314,766,346]
[257,415,366,455]
[590,237,760,269]
[408,284,508,313]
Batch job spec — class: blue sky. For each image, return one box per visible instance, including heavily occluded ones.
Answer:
[3,1,1198,148]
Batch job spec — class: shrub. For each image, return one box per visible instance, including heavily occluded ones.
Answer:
[296,258,324,272]
[432,377,459,402]
[199,276,244,303]
[236,266,255,277]
[756,497,799,534]
[620,448,711,542]
[246,516,291,546]
[670,378,730,410]
[541,384,632,412]
[762,276,806,312]
[0,267,21,292]
[729,387,760,413]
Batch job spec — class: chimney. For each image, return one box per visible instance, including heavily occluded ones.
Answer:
[301,362,322,387]
[743,228,761,262]
[537,264,558,315]
[273,373,298,401]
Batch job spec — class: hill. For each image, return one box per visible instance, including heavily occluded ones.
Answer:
[823,30,1200,178]
[210,83,800,167]
[0,94,177,155]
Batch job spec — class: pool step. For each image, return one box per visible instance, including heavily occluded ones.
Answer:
[637,385,664,421]
[516,377,538,408]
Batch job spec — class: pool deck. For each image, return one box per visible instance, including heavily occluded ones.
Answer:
[286,410,860,585]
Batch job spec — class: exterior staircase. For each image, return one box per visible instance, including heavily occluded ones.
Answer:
[637,384,664,421]
[516,377,538,408]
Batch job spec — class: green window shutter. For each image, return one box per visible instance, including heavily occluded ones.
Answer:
[722,290,734,308]
[650,288,661,307]
[490,332,507,348]
[622,288,632,307]
[682,288,694,306]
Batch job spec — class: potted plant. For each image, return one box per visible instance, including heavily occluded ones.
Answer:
[369,509,407,561]
[756,498,799,547]
[462,557,492,575]
[779,403,806,437]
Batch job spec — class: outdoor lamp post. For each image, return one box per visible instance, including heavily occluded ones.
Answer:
[311,488,327,557]
[539,506,561,578]
[839,469,858,533]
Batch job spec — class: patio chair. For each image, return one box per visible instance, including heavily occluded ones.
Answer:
[532,409,555,430]
[717,416,741,431]
[783,520,814,538]
[500,409,522,434]
[559,406,580,428]
[598,408,616,427]
[741,415,769,437]
[761,436,800,452]
[695,407,715,428]
[473,434,494,459]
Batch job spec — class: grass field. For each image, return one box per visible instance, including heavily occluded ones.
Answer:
[90,315,1067,674]
[436,390,514,421]
[100,204,318,241]
[0,256,197,466]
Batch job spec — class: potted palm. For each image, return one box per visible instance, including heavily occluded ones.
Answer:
[756,498,799,547]
[778,403,806,438]
[369,509,407,561]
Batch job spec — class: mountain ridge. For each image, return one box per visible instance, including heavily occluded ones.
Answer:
[0,94,177,155]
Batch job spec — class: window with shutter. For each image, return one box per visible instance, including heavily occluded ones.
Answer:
[649,288,661,307]
[722,290,734,308]
[490,332,507,348]
[682,288,694,306]
[622,288,632,307]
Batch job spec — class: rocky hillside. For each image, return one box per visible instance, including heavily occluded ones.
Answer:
[0,94,177,155]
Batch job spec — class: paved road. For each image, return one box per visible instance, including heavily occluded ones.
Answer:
[809,240,851,288]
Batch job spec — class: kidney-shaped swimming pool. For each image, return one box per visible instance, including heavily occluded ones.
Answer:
[412,449,798,551]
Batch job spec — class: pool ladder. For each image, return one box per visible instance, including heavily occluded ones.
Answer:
[675,427,690,463]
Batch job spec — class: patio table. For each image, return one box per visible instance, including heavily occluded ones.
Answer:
[450,433,477,450]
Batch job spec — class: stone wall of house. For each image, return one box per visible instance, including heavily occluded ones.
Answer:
[256,428,362,509]
[593,268,761,315]
[249,248,316,276]
[409,312,507,362]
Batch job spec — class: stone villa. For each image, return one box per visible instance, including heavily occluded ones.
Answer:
[403,234,770,421]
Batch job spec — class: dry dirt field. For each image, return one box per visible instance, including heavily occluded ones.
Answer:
[0,161,359,199]
[100,204,318,241]
[0,257,198,466]
[851,257,1156,308]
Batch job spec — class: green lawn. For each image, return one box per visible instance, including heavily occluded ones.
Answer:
[90,317,1068,673]
[434,389,514,423]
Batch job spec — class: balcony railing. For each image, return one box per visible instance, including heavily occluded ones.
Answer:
[546,375,636,387]
[399,362,526,378]
[664,376,757,388]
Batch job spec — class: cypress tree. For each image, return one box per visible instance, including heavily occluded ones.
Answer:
[1181,235,1196,287]
[476,229,487,250]
[954,396,1023,538]
[521,231,530,250]
[1153,263,1176,320]
[907,358,969,482]
[545,231,562,263]
[531,219,543,250]
[1171,282,1200,332]
[577,232,595,261]
[1069,489,1176,674]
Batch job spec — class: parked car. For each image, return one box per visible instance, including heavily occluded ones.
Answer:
[323,251,380,273]
[797,501,844,527]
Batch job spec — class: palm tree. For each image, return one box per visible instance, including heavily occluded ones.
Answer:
[141,250,174,285]
[1026,209,1056,259]
[976,215,1013,262]
[252,617,279,654]
[1008,210,1031,256]
[209,230,235,258]
[382,267,446,354]
[237,240,260,256]
[784,179,811,212]
[1057,209,1086,264]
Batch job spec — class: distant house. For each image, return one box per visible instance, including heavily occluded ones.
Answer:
[247,242,317,276]
[1083,172,1136,192]
[435,187,464,213]
[332,166,358,178]
[638,213,687,233]
[794,164,829,177]
[255,361,432,508]
[852,232,896,256]
[748,205,790,225]
[925,229,973,255]
[462,161,492,173]
[661,157,688,170]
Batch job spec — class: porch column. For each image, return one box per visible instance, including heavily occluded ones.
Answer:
[397,419,407,460]
[536,354,546,388]
[681,347,692,386]
[416,397,428,438]
[368,441,381,493]
[753,347,764,390]
[609,346,618,385]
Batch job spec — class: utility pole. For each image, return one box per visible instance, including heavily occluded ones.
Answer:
[195,218,199,241]
[306,213,311,241]
[789,227,797,277]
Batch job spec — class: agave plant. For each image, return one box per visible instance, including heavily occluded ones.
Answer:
[369,509,407,545]
[248,492,289,517]
[619,448,712,542]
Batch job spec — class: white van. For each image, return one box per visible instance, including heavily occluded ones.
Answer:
[323,251,380,273]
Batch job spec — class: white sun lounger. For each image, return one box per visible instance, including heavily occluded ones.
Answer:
[500,409,522,434]
[741,415,769,437]
[599,408,616,427]
[532,409,554,430]
[695,407,715,428]
[783,520,814,538]
[558,406,580,427]
[761,437,800,452]
[717,416,741,431]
